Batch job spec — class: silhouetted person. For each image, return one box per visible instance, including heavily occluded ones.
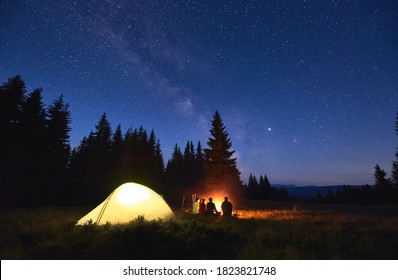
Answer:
[221,197,233,216]
[198,198,206,214]
[206,197,219,215]
[192,197,199,214]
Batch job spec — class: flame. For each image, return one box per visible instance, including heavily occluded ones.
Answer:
[197,192,228,213]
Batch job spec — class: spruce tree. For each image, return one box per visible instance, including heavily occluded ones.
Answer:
[203,111,242,198]
[146,130,164,192]
[392,108,398,186]
[47,96,71,170]
[165,144,184,200]
[110,124,124,186]
[20,88,48,206]
[193,141,205,186]
[111,125,123,161]
[196,141,204,161]
[0,75,26,209]
[392,161,398,187]
[47,96,71,204]
[69,113,113,205]
[94,113,112,154]
[375,165,391,187]
[246,173,258,199]
[374,164,394,203]
[0,75,26,130]
[182,141,195,186]
[153,140,165,192]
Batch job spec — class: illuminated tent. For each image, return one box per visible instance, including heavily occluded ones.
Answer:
[76,182,175,225]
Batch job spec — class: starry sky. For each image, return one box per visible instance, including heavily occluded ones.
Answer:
[1,0,397,186]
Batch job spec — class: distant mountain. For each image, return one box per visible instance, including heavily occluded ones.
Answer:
[272,184,368,198]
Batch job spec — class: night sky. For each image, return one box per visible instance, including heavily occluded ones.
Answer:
[1,0,397,186]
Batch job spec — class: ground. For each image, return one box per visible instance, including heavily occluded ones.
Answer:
[0,200,397,259]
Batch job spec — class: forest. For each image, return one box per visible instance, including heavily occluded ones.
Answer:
[1,75,397,210]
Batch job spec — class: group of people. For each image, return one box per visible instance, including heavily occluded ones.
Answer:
[192,196,233,216]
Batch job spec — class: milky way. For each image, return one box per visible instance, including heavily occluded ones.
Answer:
[1,0,397,185]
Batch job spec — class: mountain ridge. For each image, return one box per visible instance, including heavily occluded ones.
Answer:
[272,184,371,198]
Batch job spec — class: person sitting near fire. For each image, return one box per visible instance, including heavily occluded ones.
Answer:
[198,198,206,214]
[206,197,219,215]
[221,197,233,216]
[192,197,199,214]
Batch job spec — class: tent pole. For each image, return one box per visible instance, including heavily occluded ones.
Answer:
[96,191,114,224]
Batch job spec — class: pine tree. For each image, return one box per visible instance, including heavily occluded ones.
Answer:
[146,130,164,192]
[153,140,165,191]
[0,75,26,130]
[68,114,113,205]
[246,173,258,198]
[193,141,205,186]
[165,144,184,200]
[109,124,124,186]
[195,141,204,161]
[183,141,194,165]
[375,164,392,187]
[183,141,195,186]
[47,96,71,169]
[20,88,48,206]
[94,113,112,154]
[0,75,26,209]
[374,164,394,203]
[67,133,96,205]
[203,111,242,197]
[47,96,71,204]
[392,108,398,186]
[259,174,271,199]
[111,125,123,161]
[392,160,398,187]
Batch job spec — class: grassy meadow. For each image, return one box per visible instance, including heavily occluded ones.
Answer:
[1,200,397,260]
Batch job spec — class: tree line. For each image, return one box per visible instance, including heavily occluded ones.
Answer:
[312,183,398,205]
[0,75,71,208]
[2,75,280,209]
[245,173,290,201]
[2,75,396,209]
[312,110,398,205]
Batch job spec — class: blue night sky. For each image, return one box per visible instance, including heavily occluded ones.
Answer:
[1,0,397,186]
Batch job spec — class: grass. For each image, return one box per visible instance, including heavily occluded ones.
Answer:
[1,201,397,259]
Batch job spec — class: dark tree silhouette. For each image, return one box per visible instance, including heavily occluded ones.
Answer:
[109,124,124,187]
[0,75,26,208]
[153,139,165,191]
[373,164,396,204]
[47,96,71,166]
[183,141,195,186]
[203,111,242,198]
[46,96,71,204]
[0,76,73,208]
[0,75,26,129]
[374,164,392,189]
[245,173,289,201]
[392,161,398,187]
[19,88,49,206]
[163,140,209,202]
[68,114,113,205]
[193,141,205,184]
[392,108,398,186]
[165,144,184,201]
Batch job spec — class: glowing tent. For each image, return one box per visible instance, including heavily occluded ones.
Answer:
[76,182,175,225]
